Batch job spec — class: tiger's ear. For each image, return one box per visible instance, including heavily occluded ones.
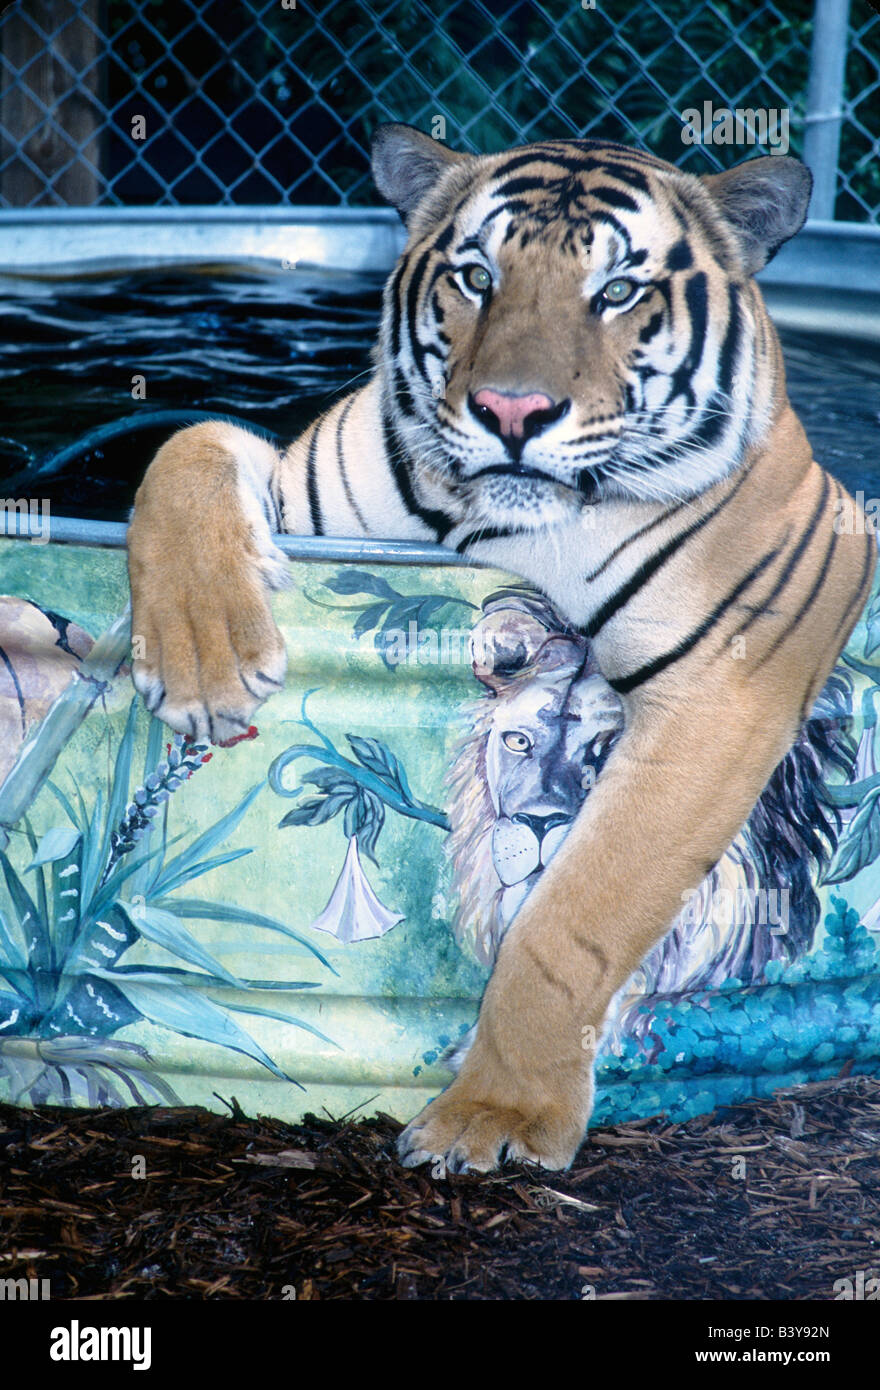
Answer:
[700,156,813,273]
[371,123,470,223]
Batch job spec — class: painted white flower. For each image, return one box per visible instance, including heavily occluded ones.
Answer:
[308,835,404,942]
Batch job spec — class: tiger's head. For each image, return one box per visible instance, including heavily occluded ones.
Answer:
[372,124,812,527]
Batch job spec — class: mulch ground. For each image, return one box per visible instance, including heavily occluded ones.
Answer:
[1,1076,879,1301]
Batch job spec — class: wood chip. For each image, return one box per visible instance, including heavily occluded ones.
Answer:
[237,1148,333,1170]
[2,1075,879,1299]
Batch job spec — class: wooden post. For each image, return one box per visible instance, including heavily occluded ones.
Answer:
[1,0,105,207]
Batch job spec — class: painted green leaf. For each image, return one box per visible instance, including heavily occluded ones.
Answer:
[112,977,297,1085]
[26,826,81,870]
[98,964,318,990]
[0,852,50,982]
[823,784,880,884]
[85,839,174,926]
[864,590,880,658]
[278,791,351,828]
[80,785,107,915]
[47,780,84,833]
[352,600,391,640]
[148,783,263,897]
[153,896,336,971]
[115,900,245,987]
[21,819,49,944]
[324,570,400,600]
[150,847,253,899]
[99,694,139,871]
[0,908,27,972]
[224,1001,338,1048]
[346,735,411,799]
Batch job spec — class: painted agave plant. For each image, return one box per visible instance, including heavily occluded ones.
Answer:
[0,660,336,1107]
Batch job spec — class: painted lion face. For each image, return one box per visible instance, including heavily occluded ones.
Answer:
[445,594,624,964]
[487,667,622,926]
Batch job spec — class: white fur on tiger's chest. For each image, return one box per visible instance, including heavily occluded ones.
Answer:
[467,499,699,639]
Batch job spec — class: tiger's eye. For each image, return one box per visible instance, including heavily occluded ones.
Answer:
[463,264,492,293]
[602,278,636,305]
[502,730,532,754]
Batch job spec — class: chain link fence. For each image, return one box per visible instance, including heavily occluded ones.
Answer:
[1,0,878,221]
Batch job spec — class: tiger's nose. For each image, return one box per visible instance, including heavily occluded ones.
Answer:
[470,388,565,440]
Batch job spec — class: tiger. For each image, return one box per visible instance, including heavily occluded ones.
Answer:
[127,123,875,1173]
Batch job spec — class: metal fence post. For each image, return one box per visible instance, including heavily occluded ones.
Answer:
[803,0,851,221]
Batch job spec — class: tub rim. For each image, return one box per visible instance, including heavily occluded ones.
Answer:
[0,514,472,565]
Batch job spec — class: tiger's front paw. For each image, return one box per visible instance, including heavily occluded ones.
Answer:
[397,1079,586,1174]
[129,567,287,744]
[127,423,289,742]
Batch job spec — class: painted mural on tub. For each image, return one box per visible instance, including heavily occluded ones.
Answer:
[1,541,879,1125]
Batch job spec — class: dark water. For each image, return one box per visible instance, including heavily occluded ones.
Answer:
[0,268,879,522]
[0,268,383,520]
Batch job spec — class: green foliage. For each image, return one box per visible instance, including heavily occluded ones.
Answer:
[311,570,476,669]
[0,698,334,1107]
[592,893,880,1125]
[863,588,880,659]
